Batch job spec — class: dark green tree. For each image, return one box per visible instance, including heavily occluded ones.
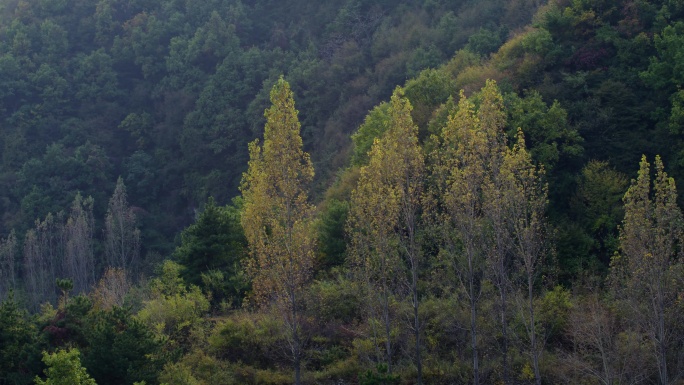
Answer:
[56,278,73,309]
[0,293,41,385]
[316,198,349,270]
[173,197,248,308]
[82,307,162,385]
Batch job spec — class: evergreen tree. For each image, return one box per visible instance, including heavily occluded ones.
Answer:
[0,293,40,385]
[173,197,247,308]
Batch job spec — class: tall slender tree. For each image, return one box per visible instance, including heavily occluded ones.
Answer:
[611,155,683,385]
[348,87,425,383]
[104,177,140,274]
[440,91,485,385]
[479,81,518,385]
[504,130,548,385]
[0,231,17,299]
[23,213,65,310]
[436,80,507,385]
[64,193,95,294]
[240,77,315,385]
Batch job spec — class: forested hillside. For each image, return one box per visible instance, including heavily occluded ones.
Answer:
[0,0,537,250]
[2,0,684,384]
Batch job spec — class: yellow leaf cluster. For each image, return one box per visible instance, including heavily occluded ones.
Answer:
[240,77,315,308]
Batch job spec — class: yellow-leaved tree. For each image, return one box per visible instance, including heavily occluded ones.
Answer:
[348,87,425,383]
[502,129,548,385]
[435,80,508,385]
[432,80,548,385]
[240,77,315,385]
[611,155,683,385]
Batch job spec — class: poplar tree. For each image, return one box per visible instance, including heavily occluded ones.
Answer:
[104,177,140,274]
[440,91,485,385]
[503,130,548,385]
[437,80,507,385]
[23,213,64,309]
[348,87,425,382]
[240,77,315,385]
[428,81,548,384]
[0,231,17,299]
[478,82,517,385]
[611,155,683,385]
[64,193,95,295]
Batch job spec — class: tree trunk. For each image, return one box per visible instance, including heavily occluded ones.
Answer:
[471,275,479,385]
[294,345,301,385]
[384,287,392,373]
[529,274,541,385]
[657,288,668,385]
[292,291,302,385]
[501,286,509,385]
[413,271,422,385]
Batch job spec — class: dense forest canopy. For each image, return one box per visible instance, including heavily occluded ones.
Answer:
[2,0,684,384]
[0,0,540,247]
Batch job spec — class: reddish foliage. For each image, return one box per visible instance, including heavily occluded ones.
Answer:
[567,45,610,70]
[43,310,70,346]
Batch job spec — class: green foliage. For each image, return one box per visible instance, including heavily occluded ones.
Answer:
[136,261,210,348]
[157,349,235,385]
[520,28,554,57]
[669,89,684,135]
[7,1,684,384]
[123,150,159,208]
[17,142,112,225]
[316,199,349,270]
[0,0,543,253]
[173,197,248,308]
[207,312,284,367]
[55,279,73,309]
[537,286,572,341]
[351,102,391,167]
[466,27,507,56]
[0,293,41,385]
[158,361,201,385]
[574,161,628,235]
[307,275,362,324]
[119,113,153,149]
[558,160,628,279]
[642,21,684,91]
[611,155,684,385]
[406,44,445,78]
[505,91,583,172]
[359,364,400,385]
[35,348,97,385]
[82,307,162,385]
[404,68,454,134]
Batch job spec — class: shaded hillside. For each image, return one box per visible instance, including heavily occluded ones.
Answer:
[0,0,541,256]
